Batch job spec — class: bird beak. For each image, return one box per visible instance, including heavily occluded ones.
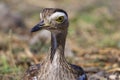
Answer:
[31,20,49,32]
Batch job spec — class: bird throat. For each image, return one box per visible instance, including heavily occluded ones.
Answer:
[50,31,67,63]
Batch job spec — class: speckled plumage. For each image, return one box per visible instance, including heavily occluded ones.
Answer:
[23,8,87,80]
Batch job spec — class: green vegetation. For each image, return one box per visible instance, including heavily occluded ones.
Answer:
[69,6,120,48]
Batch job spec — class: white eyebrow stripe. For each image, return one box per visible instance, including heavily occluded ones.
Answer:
[49,12,67,20]
[40,13,42,19]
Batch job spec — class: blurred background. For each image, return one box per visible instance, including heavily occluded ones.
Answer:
[0,0,120,79]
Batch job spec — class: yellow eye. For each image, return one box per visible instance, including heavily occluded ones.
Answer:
[56,16,64,23]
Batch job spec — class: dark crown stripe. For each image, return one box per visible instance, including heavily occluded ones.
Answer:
[54,8,68,17]
[41,8,68,17]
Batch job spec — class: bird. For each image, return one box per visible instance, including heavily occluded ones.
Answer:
[23,8,87,80]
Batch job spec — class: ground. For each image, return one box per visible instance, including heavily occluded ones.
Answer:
[0,0,120,80]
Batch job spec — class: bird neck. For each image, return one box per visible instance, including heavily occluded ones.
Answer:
[49,30,67,63]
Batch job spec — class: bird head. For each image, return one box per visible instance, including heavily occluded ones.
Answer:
[31,8,69,33]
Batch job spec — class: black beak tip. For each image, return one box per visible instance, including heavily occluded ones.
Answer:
[31,28,34,32]
[30,28,36,32]
[31,26,40,32]
[31,20,44,32]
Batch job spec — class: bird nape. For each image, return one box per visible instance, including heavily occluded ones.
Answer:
[23,8,87,80]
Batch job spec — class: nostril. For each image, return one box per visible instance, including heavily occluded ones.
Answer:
[39,20,44,26]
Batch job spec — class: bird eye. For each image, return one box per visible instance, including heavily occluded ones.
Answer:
[56,16,64,23]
